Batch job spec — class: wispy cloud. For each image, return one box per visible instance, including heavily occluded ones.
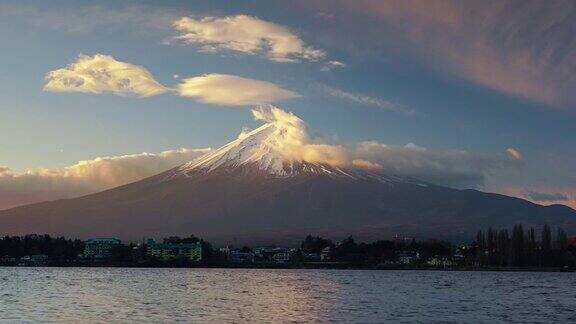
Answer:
[44,54,171,97]
[525,191,568,202]
[0,3,180,35]
[499,186,576,209]
[320,84,416,115]
[177,74,300,106]
[321,60,346,72]
[172,15,326,63]
[315,0,576,108]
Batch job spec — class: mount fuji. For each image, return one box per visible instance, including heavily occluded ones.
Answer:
[0,107,574,244]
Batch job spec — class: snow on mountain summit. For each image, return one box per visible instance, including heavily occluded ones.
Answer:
[178,122,293,175]
[173,106,354,177]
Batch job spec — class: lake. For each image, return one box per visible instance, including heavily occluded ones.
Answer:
[0,268,574,323]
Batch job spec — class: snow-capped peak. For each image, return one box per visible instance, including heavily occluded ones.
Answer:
[179,122,293,175]
[172,106,351,177]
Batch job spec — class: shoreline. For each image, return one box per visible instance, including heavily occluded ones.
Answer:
[1,264,574,272]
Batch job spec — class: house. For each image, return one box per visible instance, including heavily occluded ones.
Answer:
[426,256,456,268]
[252,247,295,263]
[272,251,292,263]
[146,240,202,262]
[253,247,278,261]
[83,238,122,259]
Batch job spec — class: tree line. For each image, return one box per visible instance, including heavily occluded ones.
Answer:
[0,227,574,268]
[0,234,84,263]
[475,224,575,267]
[299,234,452,265]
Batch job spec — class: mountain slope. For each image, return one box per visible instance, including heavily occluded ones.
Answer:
[0,162,574,244]
[0,106,574,244]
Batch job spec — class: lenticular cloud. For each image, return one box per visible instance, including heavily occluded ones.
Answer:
[44,54,171,97]
[172,15,326,62]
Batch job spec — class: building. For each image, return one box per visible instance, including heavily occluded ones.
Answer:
[253,247,295,263]
[254,247,279,259]
[426,256,456,268]
[83,238,122,259]
[146,240,202,262]
[272,251,292,263]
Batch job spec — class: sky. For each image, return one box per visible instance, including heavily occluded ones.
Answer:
[0,0,575,209]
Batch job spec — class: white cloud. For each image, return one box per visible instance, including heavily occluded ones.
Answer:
[321,60,346,71]
[172,15,326,62]
[351,159,383,170]
[320,84,416,116]
[405,142,427,152]
[44,54,171,97]
[177,74,300,106]
[0,148,210,210]
[506,148,522,160]
[354,141,520,188]
[250,105,349,166]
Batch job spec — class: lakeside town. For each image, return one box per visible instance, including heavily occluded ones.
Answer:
[1,224,575,271]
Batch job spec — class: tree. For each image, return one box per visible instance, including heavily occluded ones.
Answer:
[527,227,536,265]
[556,228,568,251]
[541,224,552,266]
[510,224,524,266]
[486,227,497,265]
[496,229,509,266]
[300,235,332,254]
[476,230,485,249]
[109,244,134,263]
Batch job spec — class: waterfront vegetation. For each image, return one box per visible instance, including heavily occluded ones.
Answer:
[0,224,574,270]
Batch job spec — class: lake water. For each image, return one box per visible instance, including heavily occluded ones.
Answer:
[0,268,575,323]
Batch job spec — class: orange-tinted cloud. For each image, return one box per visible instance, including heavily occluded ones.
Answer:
[500,186,576,209]
[45,54,171,97]
[0,148,210,210]
[315,0,576,107]
[177,74,300,106]
[173,15,326,62]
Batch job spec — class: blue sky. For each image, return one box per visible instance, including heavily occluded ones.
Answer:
[0,0,575,208]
